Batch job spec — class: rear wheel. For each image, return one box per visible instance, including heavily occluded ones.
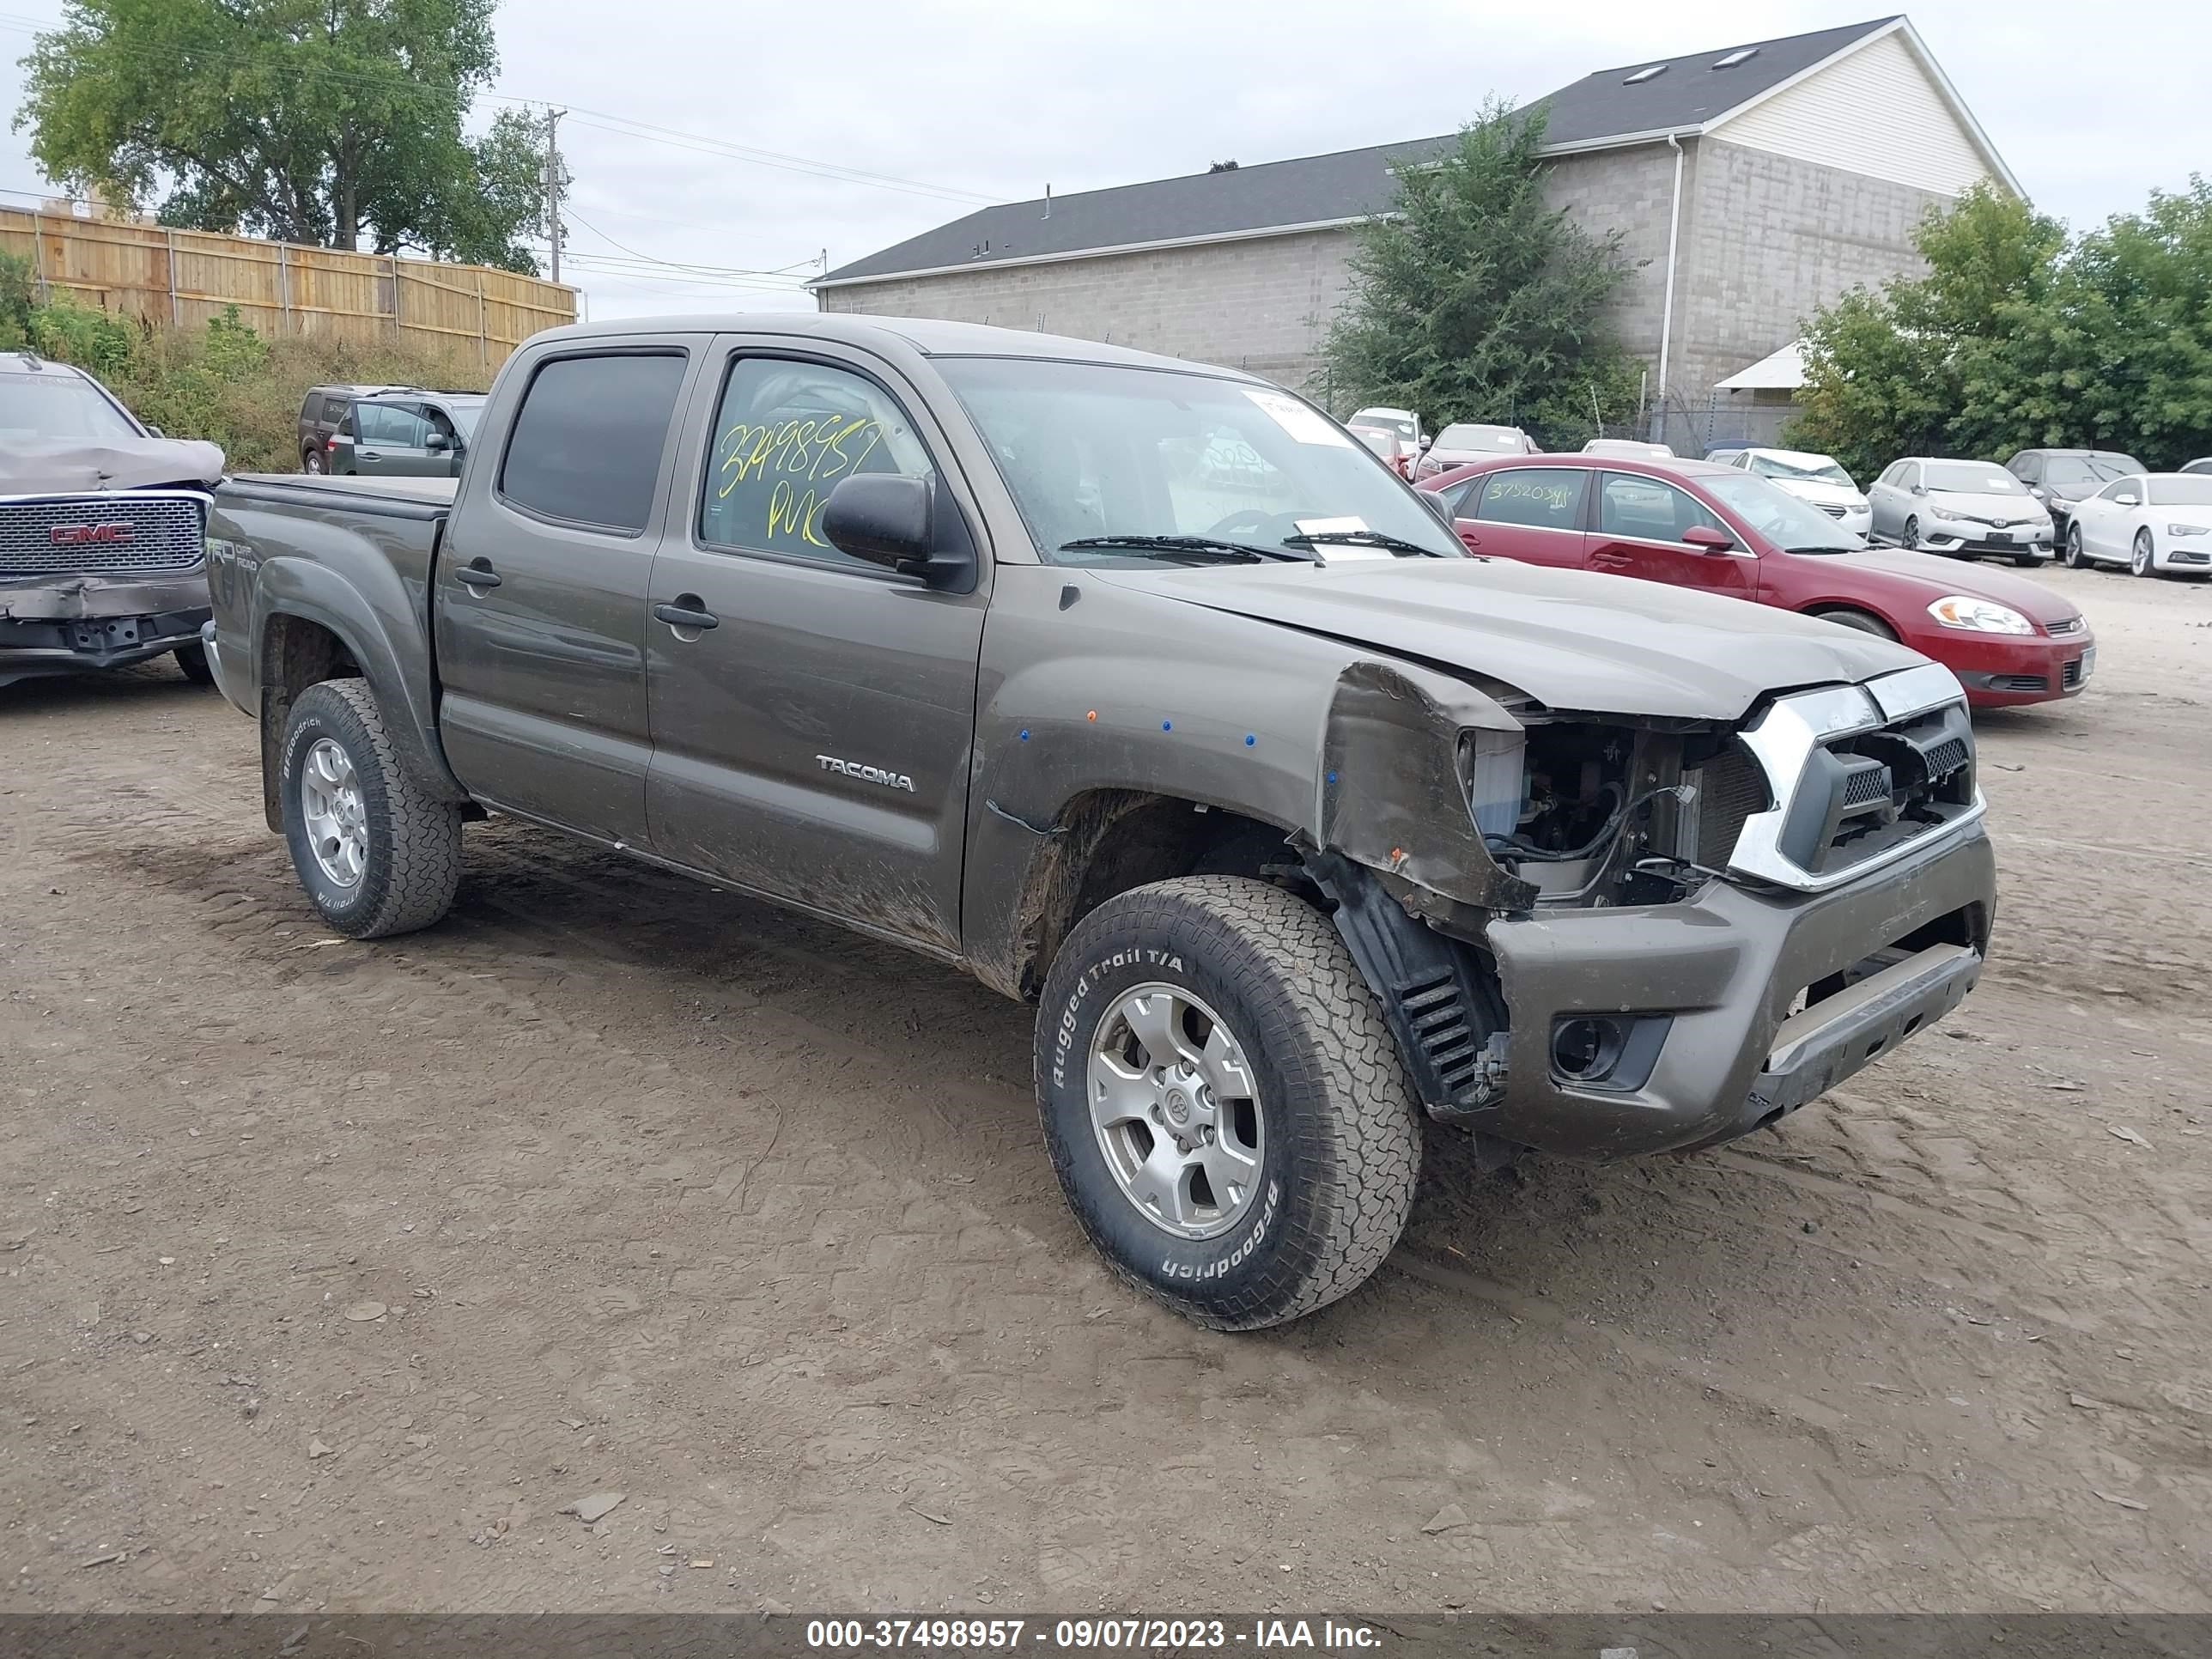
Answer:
[279,679,462,938]
[302,448,325,475]
[1809,606,1899,641]
[1035,876,1421,1330]
[2132,529,2157,578]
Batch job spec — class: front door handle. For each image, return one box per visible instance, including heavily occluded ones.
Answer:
[456,560,501,589]
[654,598,719,631]
[1589,550,1632,570]
[359,451,382,461]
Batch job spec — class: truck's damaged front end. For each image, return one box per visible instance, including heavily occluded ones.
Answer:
[1,441,226,689]
[1310,657,1995,1160]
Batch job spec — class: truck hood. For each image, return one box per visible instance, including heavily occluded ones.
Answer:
[0,437,226,495]
[1095,557,1924,721]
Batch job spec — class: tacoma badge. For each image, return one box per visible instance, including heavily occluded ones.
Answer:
[817,754,915,793]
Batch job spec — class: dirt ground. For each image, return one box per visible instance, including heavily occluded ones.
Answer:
[3,562,2209,1618]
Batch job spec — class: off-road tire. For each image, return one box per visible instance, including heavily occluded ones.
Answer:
[279,678,462,939]
[172,642,215,685]
[1035,875,1421,1331]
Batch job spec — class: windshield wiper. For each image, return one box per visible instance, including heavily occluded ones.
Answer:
[1058,535,1317,564]
[1283,528,1447,558]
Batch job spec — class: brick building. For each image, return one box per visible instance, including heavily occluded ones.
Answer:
[814,16,2017,450]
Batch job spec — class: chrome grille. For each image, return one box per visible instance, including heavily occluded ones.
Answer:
[2046,617,2084,636]
[0,494,206,576]
[1818,503,1848,519]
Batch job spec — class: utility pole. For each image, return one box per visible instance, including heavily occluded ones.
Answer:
[544,107,567,284]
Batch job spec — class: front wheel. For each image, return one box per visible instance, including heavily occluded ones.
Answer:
[172,642,215,685]
[2132,529,2157,578]
[1901,515,1921,551]
[1035,876,1421,1331]
[2065,523,2087,568]
[1809,605,1899,641]
[279,678,462,938]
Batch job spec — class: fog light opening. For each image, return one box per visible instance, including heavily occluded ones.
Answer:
[1552,1016,1626,1083]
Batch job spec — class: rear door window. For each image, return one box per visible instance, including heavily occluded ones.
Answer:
[500,352,689,533]
[1471,467,1589,531]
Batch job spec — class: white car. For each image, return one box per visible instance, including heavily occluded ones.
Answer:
[1583,438,1674,459]
[1707,445,1871,540]
[1866,458,2053,564]
[1350,405,1425,470]
[1415,422,1536,477]
[2062,472,2212,577]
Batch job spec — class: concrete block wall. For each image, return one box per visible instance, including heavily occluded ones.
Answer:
[817,228,1359,397]
[1540,142,1694,368]
[1671,139,1945,400]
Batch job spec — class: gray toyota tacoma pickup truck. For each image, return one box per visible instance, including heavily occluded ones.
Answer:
[2,350,226,688]
[200,315,1996,1329]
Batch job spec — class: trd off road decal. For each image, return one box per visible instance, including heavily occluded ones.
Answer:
[1050,949,1186,1089]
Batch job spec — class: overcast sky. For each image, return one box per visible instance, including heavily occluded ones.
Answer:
[3,1,2207,320]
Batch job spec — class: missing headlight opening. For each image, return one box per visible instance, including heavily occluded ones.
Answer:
[1466,720,1739,906]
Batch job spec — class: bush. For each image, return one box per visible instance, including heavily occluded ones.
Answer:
[12,298,490,471]
[0,252,34,345]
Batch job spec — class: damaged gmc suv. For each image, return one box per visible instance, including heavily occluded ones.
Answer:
[1,350,225,689]
[198,316,1996,1329]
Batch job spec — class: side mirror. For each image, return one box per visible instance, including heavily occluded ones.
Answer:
[1417,489,1454,526]
[822,473,974,589]
[423,431,449,453]
[2115,492,2139,507]
[146,424,166,438]
[1681,524,1737,552]
[2027,484,2045,497]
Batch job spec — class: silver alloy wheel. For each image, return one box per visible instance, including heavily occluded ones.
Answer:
[1088,982,1264,1241]
[299,737,368,888]
[2134,530,2154,576]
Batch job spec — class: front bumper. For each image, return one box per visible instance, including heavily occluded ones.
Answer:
[1479,823,1996,1159]
[1,605,212,686]
[1920,523,2052,558]
[1945,629,2095,707]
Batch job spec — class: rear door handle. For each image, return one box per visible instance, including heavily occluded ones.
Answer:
[456,561,501,589]
[654,599,719,631]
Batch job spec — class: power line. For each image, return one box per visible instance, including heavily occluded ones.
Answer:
[0,9,1000,207]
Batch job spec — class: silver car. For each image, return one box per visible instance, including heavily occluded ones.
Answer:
[1866,458,2053,566]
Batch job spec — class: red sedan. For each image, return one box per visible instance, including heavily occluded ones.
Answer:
[1417,455,2094,708]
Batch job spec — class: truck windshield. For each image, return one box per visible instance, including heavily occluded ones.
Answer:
[937,357,1462,565]
[0,373,140,441]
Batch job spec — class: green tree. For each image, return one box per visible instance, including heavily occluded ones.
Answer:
[15,0,554,273]
[1792,179,2212,476]
[1320,100,1642,446]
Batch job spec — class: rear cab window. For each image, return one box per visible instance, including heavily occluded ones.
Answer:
[499,352,690,533]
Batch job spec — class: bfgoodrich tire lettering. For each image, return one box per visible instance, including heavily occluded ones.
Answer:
[279,678,462,939]
[1035,876,1421,1330]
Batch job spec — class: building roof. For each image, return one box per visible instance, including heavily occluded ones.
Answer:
[821,16,1922,287]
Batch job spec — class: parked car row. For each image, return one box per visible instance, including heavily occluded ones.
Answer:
[1413,451,2094,709]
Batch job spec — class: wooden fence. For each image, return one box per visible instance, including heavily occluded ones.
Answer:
[0,208,577,371]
